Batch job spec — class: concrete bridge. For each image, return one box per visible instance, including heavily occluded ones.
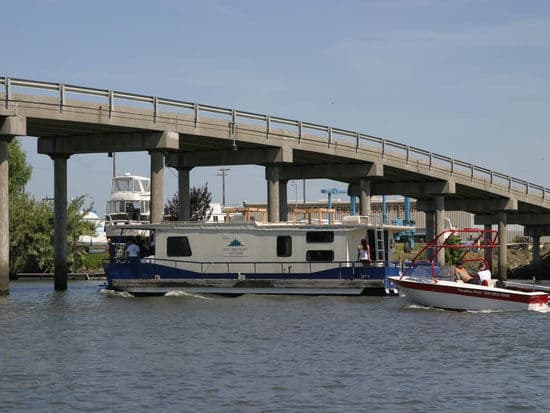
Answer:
[1,77,549,294]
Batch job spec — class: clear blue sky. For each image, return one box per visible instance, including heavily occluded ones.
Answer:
[3,0,550,215]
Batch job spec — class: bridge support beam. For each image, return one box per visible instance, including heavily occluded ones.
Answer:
[359,179,371,217]
[166,146,293,167]
[177,167,192,221]
[38,131,179,154]
[150,151,164,224]
[280,162,382,182]
[435,195,445,266]
[425,211,435,261]
[484,224,493,273]
[266,165,280,223]
[0,116,26,296]
[524,226,547,279]
[372,180,455,197]
[532,235,541,277]
[279,180,288,222]
[0,138,10,296]
[476,213,549,226]
[419,198,517,214]
[52,155,70,290]
[498,212,508,280]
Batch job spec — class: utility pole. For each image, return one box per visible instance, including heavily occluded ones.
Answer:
[217,168,230,207]
[290,181,298,210]
[108,152,116,177]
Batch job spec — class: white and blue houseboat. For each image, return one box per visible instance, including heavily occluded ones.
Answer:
[104,215,414,297]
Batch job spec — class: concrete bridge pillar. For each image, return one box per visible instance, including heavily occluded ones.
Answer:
[0,138,10,296]
[266,165,280,223]
[359,179,371,217]
[497,211,508,280]
[435,195,445,266]
[177,167,192,221]
[279,180,288,222]
[484,224,493,273]
[149,150,164,223]
[0,116,27,296]
[52,154,70,290]
[532,234,541,277]
[425,211,435,261]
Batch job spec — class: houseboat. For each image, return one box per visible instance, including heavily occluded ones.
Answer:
[104,215,414,297]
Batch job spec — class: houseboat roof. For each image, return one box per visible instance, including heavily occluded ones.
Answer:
[106,218,415,233]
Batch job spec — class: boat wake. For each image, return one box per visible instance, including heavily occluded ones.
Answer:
[403,303,550,314]
[99,288,134,298]
[164,291,213,300]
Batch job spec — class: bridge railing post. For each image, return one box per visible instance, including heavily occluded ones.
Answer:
[194,103,199,127]
[108,90,114,118]
[4,78,10,109]
[59,84,65,113]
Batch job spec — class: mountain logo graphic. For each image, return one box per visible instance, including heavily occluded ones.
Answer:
[228,238,243,247]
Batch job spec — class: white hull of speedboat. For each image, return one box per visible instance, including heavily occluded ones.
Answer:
[389,276,549,312]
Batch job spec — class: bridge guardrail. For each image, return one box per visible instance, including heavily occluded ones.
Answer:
[1,76,547,201]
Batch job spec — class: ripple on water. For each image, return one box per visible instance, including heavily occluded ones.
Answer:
[2,281,550,412]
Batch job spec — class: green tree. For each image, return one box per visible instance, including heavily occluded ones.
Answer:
[9,194,53,273]
[8,141,95,274]
[67,196,96,270]
[445,235,465,264]
[8,140,32,195]
[164,183,212,221]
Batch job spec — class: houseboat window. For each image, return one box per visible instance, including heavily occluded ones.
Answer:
[306,250,334,262]
[167,236,192,257]
[306,231,334,243]
[277,236,292,257]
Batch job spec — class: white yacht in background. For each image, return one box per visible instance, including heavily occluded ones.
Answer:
[105,173,151,242]
[77,210,108,253]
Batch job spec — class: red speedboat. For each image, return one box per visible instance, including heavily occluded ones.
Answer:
[390,228,549,312]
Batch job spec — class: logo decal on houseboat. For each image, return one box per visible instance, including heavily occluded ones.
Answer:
[224,238,248,257]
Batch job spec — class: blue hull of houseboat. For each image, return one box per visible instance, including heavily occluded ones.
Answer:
[104,260,401,297]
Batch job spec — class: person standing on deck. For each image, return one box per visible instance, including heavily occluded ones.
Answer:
[358,238,371,266]
[125,238,141,259]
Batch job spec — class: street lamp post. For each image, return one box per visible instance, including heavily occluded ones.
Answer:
[217,168,230,207]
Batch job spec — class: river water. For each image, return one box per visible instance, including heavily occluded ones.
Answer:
[1,280,550,412]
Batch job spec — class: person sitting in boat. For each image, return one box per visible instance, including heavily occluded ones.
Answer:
[358,238,371,266]
[453,261,480,284]
[477,262,492,285]
[125,238,141,259]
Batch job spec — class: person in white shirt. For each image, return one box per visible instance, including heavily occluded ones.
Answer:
[477,261,492,285]
[125,239,141,258]
[357,238,370,266]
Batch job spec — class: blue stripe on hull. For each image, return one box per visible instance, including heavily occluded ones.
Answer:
[105,261,400,283]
